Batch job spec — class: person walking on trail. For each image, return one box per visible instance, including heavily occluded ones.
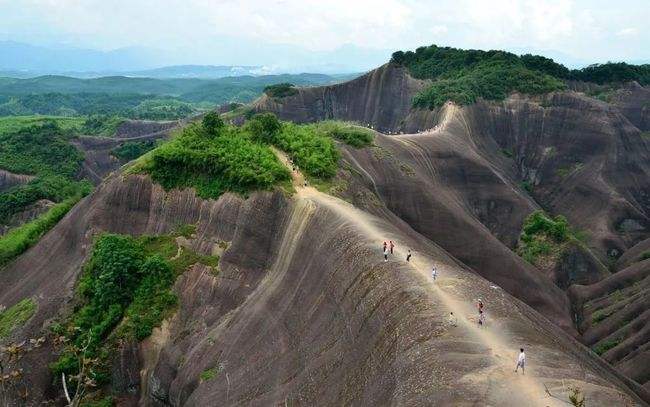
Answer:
[448,312,457,327]
[431,265,437,281]
[389,240,395,255]
[406,250,412,262]
[515,348,526,374]
[383,241,387,252]
[477,299,484,314]
[383,246,389,262]
[478,310,485,327]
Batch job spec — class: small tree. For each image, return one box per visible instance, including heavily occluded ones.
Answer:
[246,113,281,144]
[202,112,225,136]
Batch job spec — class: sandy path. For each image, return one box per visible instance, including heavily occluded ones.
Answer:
[273,147,562,406]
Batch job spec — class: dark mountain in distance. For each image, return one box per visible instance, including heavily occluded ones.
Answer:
[0,41,167,73]
[124,65,264,79]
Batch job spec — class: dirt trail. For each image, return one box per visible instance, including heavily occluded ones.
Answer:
[272,148,562,406]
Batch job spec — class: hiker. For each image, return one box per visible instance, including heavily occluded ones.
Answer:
[304,180,308,187]
[478,310,485,327]
[515,348,526,374]
[448,312,457,327]
[477,299,484,314]
[383,241,387,252]
[406,250,412,262]
[383,246,389,262]
[431,265,437,281]
[389,240,395,254]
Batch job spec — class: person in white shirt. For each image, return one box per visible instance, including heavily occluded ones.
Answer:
[383,247,389,262]
[448,312,457,327]
[431,265,437,281]
[515,348,526,374]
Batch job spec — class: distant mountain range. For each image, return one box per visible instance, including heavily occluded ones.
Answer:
[0,41,389,78]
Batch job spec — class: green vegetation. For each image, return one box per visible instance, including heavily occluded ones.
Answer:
[200,367,219,381]
[111,140,157,162]
[640,251,650,261]
[0,121,92,227]
[263,83,298,98]
[573,63,650,85]
[80,115,125,136]
[0,115,85,133]
[306,121,374,148]
[593,338,621,356]
[517,210,574,265]
[50,230,219,387]
[0,193,88,267]
[592,307,615,324]
[0,298,36,338]
[391,45,650,109]
[131,115,290,199]
[501,148,513,158]
[133,113,372,199]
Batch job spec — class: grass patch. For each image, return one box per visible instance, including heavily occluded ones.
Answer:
[200,367,219,381]
[0,192,87,268]
[501,148,513,158]
[0,116,85,134]
[306,121,374,148]
[50,228,219,389]
[593,338,621,356]
[520,181,533,193]
[641,132,650,140]
[0,298,36,338]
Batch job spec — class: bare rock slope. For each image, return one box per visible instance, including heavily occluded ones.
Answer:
[0,171,648,405]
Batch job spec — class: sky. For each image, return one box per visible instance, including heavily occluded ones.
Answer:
[0,0,648,70]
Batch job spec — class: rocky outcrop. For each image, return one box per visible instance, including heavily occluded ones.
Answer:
[0,169,34,192]
[253,63,430,132]
[570,259,650,389]
[1,175,648,405]
[115,120,178,139]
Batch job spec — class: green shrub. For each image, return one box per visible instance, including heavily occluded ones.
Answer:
[0,121,83,177]
[200,367,219,381]
[307,121,374,148]
[82,115,125,136]
[517,211,574,265]
[593,338,620,355]
[0,298,36,338]
[137,122,289,199]
[274,122,340,178]
[263,83,298,98]
[51,230,218,386]
[202,111,225,136]
[111,140,157,162]
[640,251,650,261]
[246,113,282,143]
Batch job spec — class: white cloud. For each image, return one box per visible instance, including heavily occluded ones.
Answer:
[0,0,648,64]
[616,27,638,37]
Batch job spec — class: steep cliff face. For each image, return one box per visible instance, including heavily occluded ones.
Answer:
[462,93,650,258]
[253,63,429,132]
[1,175,648,405]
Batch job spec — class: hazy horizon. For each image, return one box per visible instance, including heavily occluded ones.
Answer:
[1,0,649,75]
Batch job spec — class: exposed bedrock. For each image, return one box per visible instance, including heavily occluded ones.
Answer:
[1,175,648,405]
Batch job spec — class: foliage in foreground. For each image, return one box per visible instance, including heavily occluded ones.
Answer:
[50,229,219,388]
[0,298,36,339]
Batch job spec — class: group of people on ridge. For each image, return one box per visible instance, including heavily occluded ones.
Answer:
[380,239,527,375]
